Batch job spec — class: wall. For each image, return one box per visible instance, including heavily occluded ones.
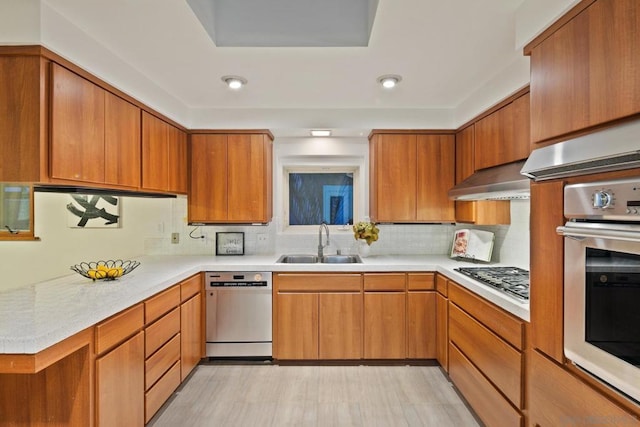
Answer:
[0,192,174,291]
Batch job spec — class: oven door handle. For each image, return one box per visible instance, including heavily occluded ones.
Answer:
[557,224,640,243]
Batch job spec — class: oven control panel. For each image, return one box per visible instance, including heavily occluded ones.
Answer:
[565,178,640,220]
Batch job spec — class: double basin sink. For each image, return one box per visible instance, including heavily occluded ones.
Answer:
[276,254,363,264]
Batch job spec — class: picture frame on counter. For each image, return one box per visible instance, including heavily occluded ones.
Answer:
[216,232,245,255]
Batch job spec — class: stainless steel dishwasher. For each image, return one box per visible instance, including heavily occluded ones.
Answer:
[205,272,272,358]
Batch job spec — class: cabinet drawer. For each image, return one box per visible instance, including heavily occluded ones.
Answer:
[449,343,522,427]
[180,274,201,302]
[449,282,524,349]
[275,273,362,292]
[145,307,180,358]
[407,273,435,291]
[364,273,406,291]
[435,274,448,296]
[449,303,523,408]
[95,304,144,355]
[145,286,180,324]
[145,360,181,424]
[145,333,181,390]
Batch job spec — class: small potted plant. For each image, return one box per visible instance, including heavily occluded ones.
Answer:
[353,221,379,257]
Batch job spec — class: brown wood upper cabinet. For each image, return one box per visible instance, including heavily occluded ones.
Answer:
[527,0,640,144]
[51,64,141,188]
[474,92,530,170]
[369,132,455,223]
[142,112,187,194]
[188,131,273,224]
[454,124,510,225]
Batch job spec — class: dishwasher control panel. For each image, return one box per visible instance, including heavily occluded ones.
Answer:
[205,272,272,288]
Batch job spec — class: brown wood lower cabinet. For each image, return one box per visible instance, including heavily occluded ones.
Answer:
[406,291,436,359]
[529,350,639,426]
[435,292,448,372]
[274,272,437,361]
[180,292,203,381]
[275,292,319,360]
[274,273,362,360]
[447,280,526,425]
[96,331,145,427]
[319,292,362,359]
[143,274,203,423]
[363,292,406,359]
[449,343,523,427]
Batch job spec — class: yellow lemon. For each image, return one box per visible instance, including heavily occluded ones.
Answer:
[88,269,107,280]
[107,267,123,278]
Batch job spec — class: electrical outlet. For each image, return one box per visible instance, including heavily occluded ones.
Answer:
[171,232,180,244]
[257,233,268,243]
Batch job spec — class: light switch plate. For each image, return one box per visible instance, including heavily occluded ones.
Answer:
[171,232,179,244]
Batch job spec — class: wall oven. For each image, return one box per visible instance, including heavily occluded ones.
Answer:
[558,178,640,403]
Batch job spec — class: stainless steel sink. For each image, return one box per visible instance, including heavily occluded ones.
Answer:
[276,254,362,264]
[321,255,362,264]
[276,254,319,263]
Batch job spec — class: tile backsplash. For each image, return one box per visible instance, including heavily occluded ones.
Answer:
[151,198,530,268]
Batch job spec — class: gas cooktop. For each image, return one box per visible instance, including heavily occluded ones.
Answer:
[454,266,529,303]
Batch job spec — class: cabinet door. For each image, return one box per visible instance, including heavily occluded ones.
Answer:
[96,331,144,427]
[474,104,512,171]
[319,293,362,359]
[227,134,271,222]
[407,291,436,359]
[180,293,202,381]
[530,180,565,362]
[455,125,475,183]
[511,92,531,159]
[168,125,187,194]
[436,292,448,371]
[51,63,105,183]
[529,349,637,426]
[363,292,406,359]
[141,112,169,191]
[416,134,455,222]
[189,134,228,222]
[104,92,140,188]
[530,0,640,143]
[0,56,45,182]
[370,134,417,222]
[275,293,318,360]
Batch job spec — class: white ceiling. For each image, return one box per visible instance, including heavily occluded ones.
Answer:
[28,0,550,135]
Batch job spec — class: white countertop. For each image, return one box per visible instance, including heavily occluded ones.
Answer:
[0,254,529,355]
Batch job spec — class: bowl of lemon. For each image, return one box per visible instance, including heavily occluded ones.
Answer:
[71,259,141,281]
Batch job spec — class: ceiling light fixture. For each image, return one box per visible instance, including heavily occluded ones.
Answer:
[378,74,402,89]
[221,75,247,89]
[310,130,332,137]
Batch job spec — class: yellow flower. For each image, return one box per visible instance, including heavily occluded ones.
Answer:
[353,221,380,246]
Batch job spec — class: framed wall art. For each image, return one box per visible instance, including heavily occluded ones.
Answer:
[67,194,121,228]
[216,232,244,255]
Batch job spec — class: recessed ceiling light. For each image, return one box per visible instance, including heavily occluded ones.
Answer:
[221,75,247,89]
[377,74,402,89]
[310,130,332,137]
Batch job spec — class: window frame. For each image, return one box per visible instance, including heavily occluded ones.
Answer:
[0,183,37,241]
[282,166,361,233]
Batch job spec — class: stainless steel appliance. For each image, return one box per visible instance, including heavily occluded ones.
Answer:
[558,178,640,403]
[454,266,529,302]
[205,272,272,358]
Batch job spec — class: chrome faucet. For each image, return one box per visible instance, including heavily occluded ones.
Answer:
[318,222,330,258]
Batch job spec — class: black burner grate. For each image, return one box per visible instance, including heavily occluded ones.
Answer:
[454,266,529,302]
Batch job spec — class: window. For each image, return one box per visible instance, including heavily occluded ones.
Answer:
[286,171,355,226]
[0,183,35,240]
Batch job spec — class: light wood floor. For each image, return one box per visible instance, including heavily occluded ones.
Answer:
[148,364,480,426]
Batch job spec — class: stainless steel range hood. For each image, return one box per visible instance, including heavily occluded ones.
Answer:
[448,160,530,201]
[521,119,640,181]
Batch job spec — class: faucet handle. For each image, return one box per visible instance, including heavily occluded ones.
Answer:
[336,249,342,255]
